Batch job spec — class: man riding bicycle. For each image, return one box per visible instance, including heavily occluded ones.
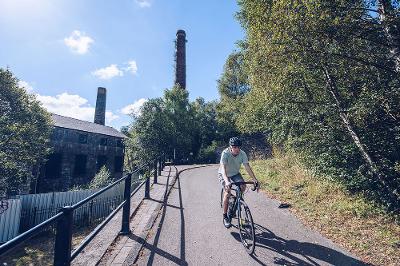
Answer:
[218,137,259,228]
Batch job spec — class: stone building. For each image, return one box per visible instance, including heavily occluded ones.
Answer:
[36,87,126,193]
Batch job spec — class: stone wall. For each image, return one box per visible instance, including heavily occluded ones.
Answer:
[37,127,125,192]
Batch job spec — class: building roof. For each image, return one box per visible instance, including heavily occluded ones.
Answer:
[51,114,127,138]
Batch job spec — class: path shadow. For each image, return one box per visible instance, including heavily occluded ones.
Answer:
[230,224,370,266]
[128,233,185,265]
[144,167,187,266]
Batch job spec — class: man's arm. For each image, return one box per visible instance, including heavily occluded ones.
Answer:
[244,163,259,190]
[222,164,231,187]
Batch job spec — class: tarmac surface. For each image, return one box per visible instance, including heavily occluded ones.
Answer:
[135,165,367,266]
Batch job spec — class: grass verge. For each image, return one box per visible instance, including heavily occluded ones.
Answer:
[243,150,400,266]
[0,225,96,266]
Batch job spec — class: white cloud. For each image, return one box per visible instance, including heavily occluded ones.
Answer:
[135,0,152,8]
[91,64,123,80]
[124,60,138,75]
[121,98,147,116]
[18,80,34,92]
[36,92,119,123]
[64,30,94,54]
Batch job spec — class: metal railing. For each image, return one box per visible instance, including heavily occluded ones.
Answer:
[0,156,164,266]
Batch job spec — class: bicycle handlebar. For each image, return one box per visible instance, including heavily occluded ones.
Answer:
[229,181,259,191]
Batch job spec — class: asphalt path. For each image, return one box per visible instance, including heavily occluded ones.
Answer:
[136,165,367,266]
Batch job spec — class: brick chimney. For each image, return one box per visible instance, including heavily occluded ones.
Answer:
[94,87,106,125]
[175,29,186,89]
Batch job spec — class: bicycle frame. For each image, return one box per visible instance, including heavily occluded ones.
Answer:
[228,184,245,220]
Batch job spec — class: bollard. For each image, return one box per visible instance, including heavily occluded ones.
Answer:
[54,206,73,266]
[120,173,132,235]
[153,160,158,184]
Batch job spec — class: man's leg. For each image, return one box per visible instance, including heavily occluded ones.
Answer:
[223,188,230,214]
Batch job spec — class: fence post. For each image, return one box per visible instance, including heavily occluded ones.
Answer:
[145,164,150,199]
[153,160,158,184]
[54,206,73,266]
[120,173,132,235]
[32,207,37,229]
[158,158,162,176]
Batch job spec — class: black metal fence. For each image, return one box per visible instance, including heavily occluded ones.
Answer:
[0,156,165,266]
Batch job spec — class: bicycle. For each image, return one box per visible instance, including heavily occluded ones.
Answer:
[220,181,258,254]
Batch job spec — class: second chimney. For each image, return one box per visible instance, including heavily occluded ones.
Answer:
[94,87,106,125]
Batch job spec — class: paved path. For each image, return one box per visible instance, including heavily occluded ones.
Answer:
[97,165,199,265]
[135,165,367,266]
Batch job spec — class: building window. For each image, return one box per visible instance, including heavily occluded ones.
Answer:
[116,139,123,148]
[96,155,107,171]
[79,134,88,144]
[114,156,124,173]
[74,155,87,176]
[44,153,62,179]
[100,138,108,146]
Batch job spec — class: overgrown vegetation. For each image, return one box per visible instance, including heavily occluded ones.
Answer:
[242,150,399,266]
[0,68,52,197]
[0,225,97,266]
[230,0,400,211]
[89,166,112,189]
[70,166,113,191]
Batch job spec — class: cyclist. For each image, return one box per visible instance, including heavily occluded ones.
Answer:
[218,137,259,228]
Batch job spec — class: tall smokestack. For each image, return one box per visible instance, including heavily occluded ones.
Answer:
[175,29,186,89]
[94,87,106,125]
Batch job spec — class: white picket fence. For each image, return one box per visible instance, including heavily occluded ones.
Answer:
[0,173,142,243]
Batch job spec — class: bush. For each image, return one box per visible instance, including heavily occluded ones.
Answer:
[196,141,220,163]
[89,166,112,189]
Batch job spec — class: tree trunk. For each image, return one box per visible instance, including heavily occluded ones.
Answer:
[321,66,399,199]
[378,0,400,73]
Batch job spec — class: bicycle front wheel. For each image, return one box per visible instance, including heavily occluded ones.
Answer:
[220,188,223,208]
[237,200,255,254]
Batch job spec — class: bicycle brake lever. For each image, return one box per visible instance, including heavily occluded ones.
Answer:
[251,182,259,191]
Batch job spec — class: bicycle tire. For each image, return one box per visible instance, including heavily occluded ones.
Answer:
[220,188,223,208]
[237,199,256,254]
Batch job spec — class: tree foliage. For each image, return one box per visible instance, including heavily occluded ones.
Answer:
[216,50,250,138]
[235,0,400,210]
[0,68,52,196]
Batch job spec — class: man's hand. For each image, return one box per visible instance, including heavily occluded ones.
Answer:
[253,179,260,192]
[224,180,231,190]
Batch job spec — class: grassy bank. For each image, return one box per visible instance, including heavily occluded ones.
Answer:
[0,225,95,265]
[243,150,400,266]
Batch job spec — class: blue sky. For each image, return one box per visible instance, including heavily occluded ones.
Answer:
[0,0,244,129]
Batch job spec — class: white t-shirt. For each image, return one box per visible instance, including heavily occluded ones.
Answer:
[218,148,249,177]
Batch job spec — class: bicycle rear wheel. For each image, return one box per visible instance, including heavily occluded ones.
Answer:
[237,200,255,254]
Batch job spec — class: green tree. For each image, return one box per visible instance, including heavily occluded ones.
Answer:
[127,97,172,164]
[0,68,52,196]
[164,85,195,161]
[190,97,219,157]
[216,50,250,137]
[236,0,400,209]
[127,86,197,164]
